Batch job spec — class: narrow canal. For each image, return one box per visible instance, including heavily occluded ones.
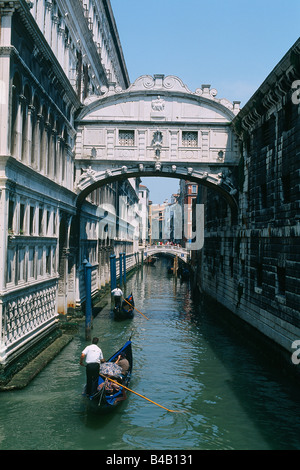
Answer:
[1,257,300,451]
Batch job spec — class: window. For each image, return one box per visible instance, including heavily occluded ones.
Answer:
[39,208,43,235]
[119,130,134,146]
[283,100,293,132]
[18,247,25,282]
[20,203,25,234]
[8,199,14,232]
[6,248,15,284]
[256,262,263,287]
[182,131,198,147]
[47,210,51,236]
[46,246,51,274]
[28,247,35,279]
[260,183,267,208]
[282,174,291,203]
[277,266,286,295]
[30,206,35,235]
[230,256,234,277]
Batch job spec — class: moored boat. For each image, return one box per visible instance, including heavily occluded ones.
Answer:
[84,338,133,414]
[113,293,135,321]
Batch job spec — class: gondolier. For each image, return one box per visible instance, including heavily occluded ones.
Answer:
[80,337,105,396]
[111,285,123,308]
[113,293,135,321]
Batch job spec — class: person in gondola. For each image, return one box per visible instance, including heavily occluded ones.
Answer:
[80,337,105,396]
[115,353,130,377]
[123,293,134,312]
[98,376,127,403]
[111,285,123,309]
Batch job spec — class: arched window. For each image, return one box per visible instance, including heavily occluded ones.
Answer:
[32,94,40,168]
[47,113,54,176]
[21,85,31,162]
[11,73,22,158]
[40,105,48,173]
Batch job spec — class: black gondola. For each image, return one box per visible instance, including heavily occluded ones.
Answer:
[84,338,133,414]
[113,293,134,321]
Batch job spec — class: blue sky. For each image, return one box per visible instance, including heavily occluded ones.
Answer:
[110,0,300,203]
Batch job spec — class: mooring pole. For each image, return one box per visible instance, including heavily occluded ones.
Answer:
[119,252,123,286]
[110,254,117,290]
[83,259,92,341]
[122,252,126,284]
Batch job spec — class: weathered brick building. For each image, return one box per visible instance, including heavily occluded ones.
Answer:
[195,37,300,359]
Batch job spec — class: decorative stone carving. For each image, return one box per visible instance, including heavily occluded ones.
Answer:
[151,96,165,112]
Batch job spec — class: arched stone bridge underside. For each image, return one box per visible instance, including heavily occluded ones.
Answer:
[74,74,241,219]
[75,163,238,218]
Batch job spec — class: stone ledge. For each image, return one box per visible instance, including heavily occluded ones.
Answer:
[0,334,73,391]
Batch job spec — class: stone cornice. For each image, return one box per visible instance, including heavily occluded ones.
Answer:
[12,0,81,112]
[102,0,130,88]
[232,37,300,136]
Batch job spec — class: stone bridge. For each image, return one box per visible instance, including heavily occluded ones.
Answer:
[74,74,241,218]
[143,244,190,264]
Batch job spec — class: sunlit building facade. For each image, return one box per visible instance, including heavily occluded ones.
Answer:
[0,0,139,372]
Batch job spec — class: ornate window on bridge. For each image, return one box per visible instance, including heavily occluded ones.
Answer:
[119,130,135,146]
[182,131,198,147]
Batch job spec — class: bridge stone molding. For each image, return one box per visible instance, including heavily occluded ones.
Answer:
[75,74,241,212]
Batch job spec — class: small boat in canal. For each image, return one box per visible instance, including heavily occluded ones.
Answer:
[113,293,135,321]
[84,338,133,414]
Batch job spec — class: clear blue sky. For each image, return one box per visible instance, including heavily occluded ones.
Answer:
[110,0,300,203]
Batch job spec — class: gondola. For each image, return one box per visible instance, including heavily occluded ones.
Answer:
[84,338,133,414]
[113,293,135,321]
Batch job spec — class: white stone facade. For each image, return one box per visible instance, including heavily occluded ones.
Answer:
[0,0,134,369]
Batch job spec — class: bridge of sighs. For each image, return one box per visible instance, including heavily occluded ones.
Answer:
[74,74,241,214]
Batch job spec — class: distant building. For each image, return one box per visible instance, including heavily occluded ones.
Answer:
[138,184,150,246]
[179,181,198,245]
[150,194,182,245]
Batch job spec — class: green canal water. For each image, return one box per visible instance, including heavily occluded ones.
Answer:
[0,258,300,451]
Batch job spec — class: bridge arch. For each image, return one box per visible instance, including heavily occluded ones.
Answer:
[75,164,238,221]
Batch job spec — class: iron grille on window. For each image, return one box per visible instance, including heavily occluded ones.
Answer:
[119,130,134,146]
[182,131,198,147]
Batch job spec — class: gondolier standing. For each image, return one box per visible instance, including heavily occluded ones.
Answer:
[80,337,105,396]
[111,285,123,308]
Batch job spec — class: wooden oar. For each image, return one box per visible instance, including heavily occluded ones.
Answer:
[101,375,183,413]
[122,297,149,320]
